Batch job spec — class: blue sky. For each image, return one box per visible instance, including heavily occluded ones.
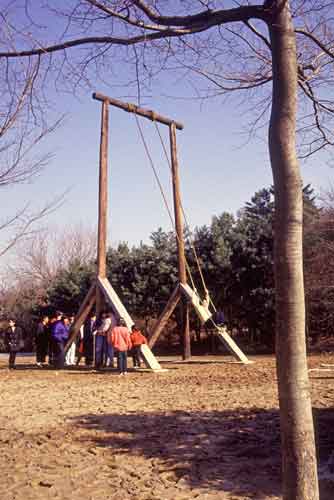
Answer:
[1,0,333,265]
[1,1,334,269]
[2,81,333,259]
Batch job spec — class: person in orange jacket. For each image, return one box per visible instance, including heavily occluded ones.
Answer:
[110,318,132,375]
[130,325,147,368]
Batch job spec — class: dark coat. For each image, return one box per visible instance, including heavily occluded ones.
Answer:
[5,326,24,352]
[35,321,49,348]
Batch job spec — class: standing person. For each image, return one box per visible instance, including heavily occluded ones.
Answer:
[48,313,58,366]
[83,313,96,366]
[5,318,24,369]
[130,325,147,368]
[110,318,132,375]
[65,314,76,366]
[105,310,117,368]
[35,316,49,367]
[50,312,68,369]
[76,324,85,366]
[94,312,111,369]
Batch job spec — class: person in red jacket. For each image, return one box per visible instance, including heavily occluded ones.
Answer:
[110,318,132,375]
[130,325,147,368]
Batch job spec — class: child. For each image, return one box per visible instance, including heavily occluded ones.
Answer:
[130,325,147,368]
[110,318,132,375]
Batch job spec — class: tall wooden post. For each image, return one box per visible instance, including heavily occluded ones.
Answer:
[169,123,191,360]
[96,100,109,315]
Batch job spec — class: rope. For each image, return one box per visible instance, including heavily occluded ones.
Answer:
[153,121,217,311]
[133,112,197,292]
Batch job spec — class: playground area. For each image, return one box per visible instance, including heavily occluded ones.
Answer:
[0,353,333,500]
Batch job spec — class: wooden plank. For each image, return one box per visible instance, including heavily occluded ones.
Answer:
[140,344,165,372]
[97,276,134,330]
[93,93,184,130]
[180,283,250,364]
[64,282,96,352]
[148,285,181,349]
[97,277,164,371]
[179,283,212,323]
[216,326,251,365]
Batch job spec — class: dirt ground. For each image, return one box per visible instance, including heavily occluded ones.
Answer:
[0,353,333,500]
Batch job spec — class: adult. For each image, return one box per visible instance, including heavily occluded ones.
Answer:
[65,314,76,366]
[35,316,49,367]
[83,313,96,366]
[5,318,24,369]
[48,313,58,366]
[94,312,111,369]
[76,324,85,366]
[105,310,117,367]
[50,312,68,369]
[110,318,132,375]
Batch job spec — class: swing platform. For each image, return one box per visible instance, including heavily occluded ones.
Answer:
[179,283,251,364]
[149,282,251,365]
[68,92,253,370]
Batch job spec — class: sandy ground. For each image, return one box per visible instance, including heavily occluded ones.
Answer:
[0,353,333,500]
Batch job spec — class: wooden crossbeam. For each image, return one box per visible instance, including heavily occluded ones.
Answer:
[93,93,183,130]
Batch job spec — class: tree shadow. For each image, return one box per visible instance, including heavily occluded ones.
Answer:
[72,408,282,497]
[310,376,334,380]
[160,359,245,366]
[0,363,40,371]
[0,363,94,372]
[71,407,333,498]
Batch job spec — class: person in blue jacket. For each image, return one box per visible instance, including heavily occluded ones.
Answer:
[50,312,68,369]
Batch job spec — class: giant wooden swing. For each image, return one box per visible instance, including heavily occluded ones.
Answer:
[65,92,250,370]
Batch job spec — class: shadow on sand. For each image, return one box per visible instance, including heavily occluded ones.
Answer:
[70,407,334,498]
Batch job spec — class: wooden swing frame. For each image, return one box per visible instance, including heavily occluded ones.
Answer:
[65,92,250,366]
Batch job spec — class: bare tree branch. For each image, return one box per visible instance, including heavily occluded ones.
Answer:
[0,193,66,258]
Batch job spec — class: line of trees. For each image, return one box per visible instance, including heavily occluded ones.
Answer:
[2,184,333,351]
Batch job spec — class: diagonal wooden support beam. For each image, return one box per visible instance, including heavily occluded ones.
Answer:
[64,282,96,353]
[97,276,134,329]
[179,283,212,323]
[148,284,181,349]
[180,282,251,364]
[97,276,165,371]
[215,325,252,365]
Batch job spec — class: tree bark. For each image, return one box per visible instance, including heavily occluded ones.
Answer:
[268,2,319,500]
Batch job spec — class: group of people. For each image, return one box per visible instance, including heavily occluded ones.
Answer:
[5,311,148,374]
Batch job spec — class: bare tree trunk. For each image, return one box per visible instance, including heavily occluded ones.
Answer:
[268,3,319,500]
